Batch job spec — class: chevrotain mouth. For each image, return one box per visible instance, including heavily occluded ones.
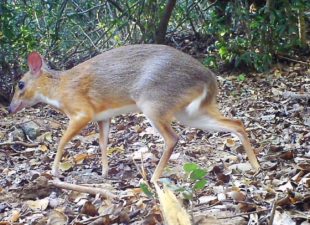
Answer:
[9,102,23,114]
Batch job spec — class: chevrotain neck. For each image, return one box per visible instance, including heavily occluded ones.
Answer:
[37,69,63,108]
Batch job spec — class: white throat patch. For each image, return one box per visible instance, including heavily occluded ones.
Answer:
[38,94,61,109]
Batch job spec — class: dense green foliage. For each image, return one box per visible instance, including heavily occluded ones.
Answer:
[1,0,177,70]
[0,0,309,100]
[202,0,310,71]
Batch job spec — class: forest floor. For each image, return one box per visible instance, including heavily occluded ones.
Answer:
[0,57,309,225]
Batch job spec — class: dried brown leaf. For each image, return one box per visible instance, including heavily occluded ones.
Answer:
[39,144,49,152]
[279,151,295,160]
[47,210,68,225]
[229,190,246,202]
[10,210,20,223]
[73,153,88,164]
[225,138,236,148]
[26,198,49,210]
[81,201,99,217]
[0,222,11,225]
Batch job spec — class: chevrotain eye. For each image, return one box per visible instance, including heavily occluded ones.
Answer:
[18,81,25,90]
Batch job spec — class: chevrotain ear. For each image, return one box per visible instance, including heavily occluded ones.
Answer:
[28,52,43,77]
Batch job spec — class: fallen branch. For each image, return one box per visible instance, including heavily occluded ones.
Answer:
[277,55,309,65]
[0,141,39,148]
[49,180,117,199]
[283,91,310,100]
[217,209,269,219]
[194,199,259,212]
[194,200,221,211]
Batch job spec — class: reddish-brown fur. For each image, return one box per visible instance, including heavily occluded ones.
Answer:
[9,44,260,182]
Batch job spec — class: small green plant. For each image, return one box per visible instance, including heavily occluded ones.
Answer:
[140,182,154,198]
[154,163,207,200]
[203,55,218,68]
[183,163,208,191]
[161,163,208,200]
[237,73,246,82]
[140,163,208,201]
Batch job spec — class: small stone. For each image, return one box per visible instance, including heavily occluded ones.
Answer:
[20,121,40,140]
[9,128,25,141]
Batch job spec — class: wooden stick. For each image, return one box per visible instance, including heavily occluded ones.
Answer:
[277,55,309,65]
[0,141,39,147]
[194,199,263,213]
[217,209,269,219]
[49,180,117,199]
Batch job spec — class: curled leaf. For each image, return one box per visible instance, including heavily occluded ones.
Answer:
[26,198,49,210]
[47,210,68,225]
[10,210,20,222]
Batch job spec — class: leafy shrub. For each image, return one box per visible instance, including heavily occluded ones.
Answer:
[202,0,309,72]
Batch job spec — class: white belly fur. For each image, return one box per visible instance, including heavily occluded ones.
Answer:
[93,105,140,121]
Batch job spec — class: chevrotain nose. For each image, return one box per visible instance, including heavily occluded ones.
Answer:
[8,105,12,114]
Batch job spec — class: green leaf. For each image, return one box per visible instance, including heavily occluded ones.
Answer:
[190,169,206,181]
[194,179,208,190]
[220,31,226,37]
[140,183,153,198]
[219,46,228,58]
[238,73,246,82]
[203,56,217,68]
[183,163,199,173]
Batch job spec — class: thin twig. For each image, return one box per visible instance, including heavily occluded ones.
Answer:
[78,25,100,52]
[0,141,39,147]
[269,193,278,225]
[194,200,221,210]
[217,209,269,219]
[132,157,152,190]
[277,55,309,65]
[76,3,106,14]
[194,199,259,212]
[140,152,147,181]
[132,157,149,184]
[222,199,259,206]
[106,0,145,34]
[203,0,218,11]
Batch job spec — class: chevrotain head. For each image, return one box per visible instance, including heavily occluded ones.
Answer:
[9,52,45,114]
